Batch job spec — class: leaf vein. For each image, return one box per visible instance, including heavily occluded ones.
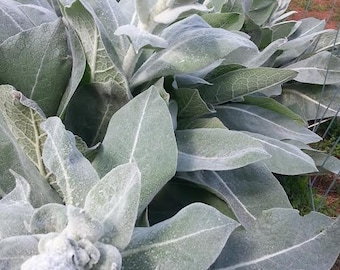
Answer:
[122,224,227,257]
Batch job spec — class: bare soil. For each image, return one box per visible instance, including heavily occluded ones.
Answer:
[313,175,340,215]
[289,0,340,29]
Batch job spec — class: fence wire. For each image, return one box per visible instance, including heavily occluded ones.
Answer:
[294,2,340,268]
[310,24,340,213]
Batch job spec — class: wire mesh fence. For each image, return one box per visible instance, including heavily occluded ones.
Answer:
[289,0,340,269]
[309,22,339,215]
[289,0,340,212]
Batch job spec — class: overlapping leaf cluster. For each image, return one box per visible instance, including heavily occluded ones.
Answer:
[0,0,339,269]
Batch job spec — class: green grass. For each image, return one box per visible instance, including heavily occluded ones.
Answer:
[279,175,313,215]
[315,193,340,216]
[279,120,340,217]
[313,120,340,159]
[279,175,339,217]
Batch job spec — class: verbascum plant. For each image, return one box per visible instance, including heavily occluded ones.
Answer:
[0,0,339,269]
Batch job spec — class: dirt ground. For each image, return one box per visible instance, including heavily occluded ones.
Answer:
[313,176,340,216]
[313,175,340,270]
[289,0,340,29]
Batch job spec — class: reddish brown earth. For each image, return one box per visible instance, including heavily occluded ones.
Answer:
[313,175,340,270]
[313,175,340,217]
[289,0,340,29]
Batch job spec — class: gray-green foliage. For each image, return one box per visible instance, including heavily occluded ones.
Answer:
[0,0,339,269]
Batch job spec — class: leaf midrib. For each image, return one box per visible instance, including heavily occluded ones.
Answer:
[217,105,315,140]
[291,66,340,73]
[122,224,228,257]
[178,92,196,117]
[178,147,266,160]
[0,6,24,31]
[90,24,99,80]
[30,109,47,177]
[128,91,150,163]
[30,23,58,99]
[283,89,339,111]
[251,135,314,163]
[45,125,73,204]
[91,103,110,146]
[212,171,256,225]
[223,230,324,269]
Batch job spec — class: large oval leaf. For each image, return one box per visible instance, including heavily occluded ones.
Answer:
[13,2,58,26]
[171,88,214,119]
[246,0,277,26]
[84,0,129,62]
[275,28,329,66]
[243,131,318,175]
[284,51,340,85]
[212,209,340,270]
[0,0,42,43]
[60,0,128,89]
[0,19,71,116]
[122,203,240,270]
[177,163,292,229]
[215,103,321,144]
[279,84,340,121]
[0,114,62,207]
[304,150,340,175]
[0,86,47,177]
[314,30,340,53]
[92,88,178,214]
[290,17,326,38]
[198,68,297,104]
[130,15,258,87]
[85,163,141,250]
[242,95,307,126]
[41,117,100,207]
[176,128,270,171]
